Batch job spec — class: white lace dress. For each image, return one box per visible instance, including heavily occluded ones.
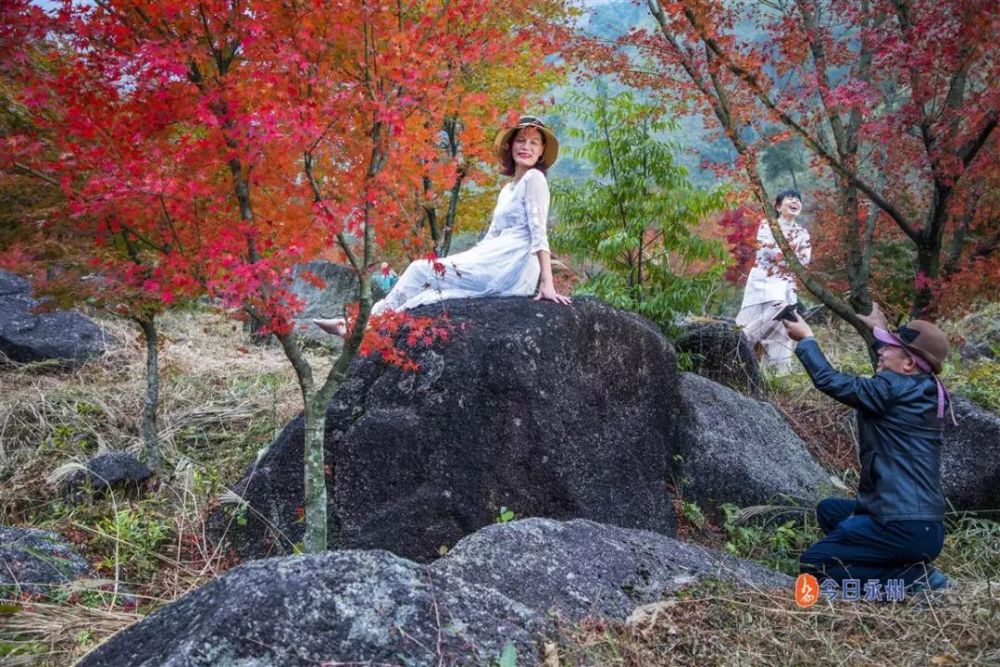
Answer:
[371,168,550,315]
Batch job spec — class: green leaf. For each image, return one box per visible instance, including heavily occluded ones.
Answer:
[497,641,517,667]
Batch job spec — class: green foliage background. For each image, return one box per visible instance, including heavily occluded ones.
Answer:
[552,89,727,334]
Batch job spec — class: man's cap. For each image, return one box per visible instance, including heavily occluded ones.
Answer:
[872,320,949,374]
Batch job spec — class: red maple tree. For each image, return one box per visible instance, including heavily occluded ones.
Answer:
[576,0,999,341]
[2,0,573,551]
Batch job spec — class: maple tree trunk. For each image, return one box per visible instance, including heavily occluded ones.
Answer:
[301,398,328,553]
[839,178,872,314]
[293,118,385,553]
[913,238,942,319]
[137,317,160,471]
[438,118,462,257]
[439,171,464,258]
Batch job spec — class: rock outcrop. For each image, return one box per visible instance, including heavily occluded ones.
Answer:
[77,550,542,667]
[218,297,679,561]
[0,270,105,364]
[674,319,762,394]
[941,396,1000,512]
[431,518,792,621]
[670,373,834,519]
[80,519,790,666]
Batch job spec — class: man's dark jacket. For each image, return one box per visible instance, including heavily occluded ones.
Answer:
[795,338,945,522]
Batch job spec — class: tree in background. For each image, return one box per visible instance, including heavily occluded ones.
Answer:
[1,0,208,471]
[2,0,572,553]
[587,0,998,338]
[552,89,727,332]
[413,1,569,259]
[760,136,806,192]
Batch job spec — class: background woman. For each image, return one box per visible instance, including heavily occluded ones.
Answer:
[735,188,812,374]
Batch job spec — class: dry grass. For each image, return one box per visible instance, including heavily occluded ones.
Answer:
[0,307,336,664]
[0,600,142,666]
[551,580,1000,666]
[0,307,325,524]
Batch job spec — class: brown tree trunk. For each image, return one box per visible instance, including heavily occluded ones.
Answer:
[137,316,160,471]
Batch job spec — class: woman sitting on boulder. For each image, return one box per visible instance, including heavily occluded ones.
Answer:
[314,115,572,336]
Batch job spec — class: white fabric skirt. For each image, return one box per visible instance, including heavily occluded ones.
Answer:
[736,300,796,374]
[372,228,539,316]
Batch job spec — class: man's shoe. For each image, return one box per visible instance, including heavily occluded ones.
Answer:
[908,567,950,594]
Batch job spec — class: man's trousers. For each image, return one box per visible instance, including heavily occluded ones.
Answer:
[799,498,944,586]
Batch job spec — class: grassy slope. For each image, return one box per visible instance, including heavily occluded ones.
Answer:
[1,307,998,666]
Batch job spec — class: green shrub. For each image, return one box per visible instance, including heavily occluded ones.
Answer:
[721,504,821,576]
[552,88,728,334]
[91,504,171,584]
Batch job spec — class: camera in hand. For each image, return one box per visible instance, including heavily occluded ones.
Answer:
[772,302,806,322]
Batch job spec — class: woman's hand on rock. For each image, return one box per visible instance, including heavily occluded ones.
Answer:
[534,285,572,305]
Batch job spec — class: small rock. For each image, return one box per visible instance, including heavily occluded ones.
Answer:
[675,319,762,394]
[0,270,105,364]
[0,526,91,595]
[61,452,153,503]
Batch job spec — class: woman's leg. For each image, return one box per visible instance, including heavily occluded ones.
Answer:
[315,260,435,334]
[760,326,796,374]
[371,259,434,316]
[736,301,785,356]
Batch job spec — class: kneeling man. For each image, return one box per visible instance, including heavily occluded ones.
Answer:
[783,304,950,592]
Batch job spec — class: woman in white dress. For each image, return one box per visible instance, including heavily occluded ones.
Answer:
[315,115,571,335]
[735,188,812,375]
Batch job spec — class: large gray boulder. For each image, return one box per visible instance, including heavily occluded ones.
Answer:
[217,297,679,562]
[0,270,105,364]
[674,319,762,394]
[669,373,834,519]
[942,397,1000,512]
[432,518,792,621]
[80,519,793,666]
[77,550,542,667]
[0,526,91,595]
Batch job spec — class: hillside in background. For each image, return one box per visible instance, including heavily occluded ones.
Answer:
[550,0,812,195]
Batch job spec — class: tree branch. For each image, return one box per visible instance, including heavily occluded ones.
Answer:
[675,5,923,243]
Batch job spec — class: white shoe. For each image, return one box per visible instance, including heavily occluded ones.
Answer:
[312,318,347,337]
